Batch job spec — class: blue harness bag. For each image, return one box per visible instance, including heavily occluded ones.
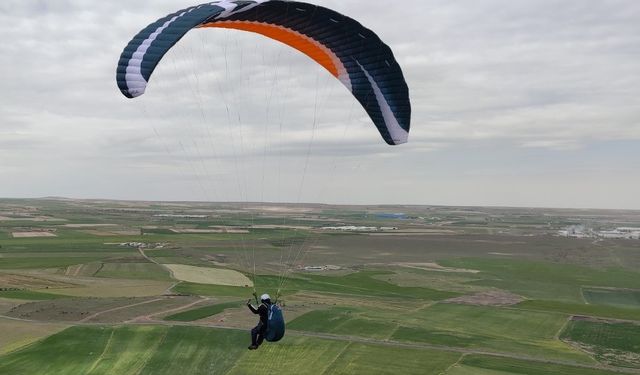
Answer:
[264,304,285,342]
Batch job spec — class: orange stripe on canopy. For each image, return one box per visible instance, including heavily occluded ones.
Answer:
[198,21,339,77]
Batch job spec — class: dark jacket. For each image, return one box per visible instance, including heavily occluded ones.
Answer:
[248,302,270,325]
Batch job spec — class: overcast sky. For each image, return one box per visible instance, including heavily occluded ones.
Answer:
[1,0,639,209]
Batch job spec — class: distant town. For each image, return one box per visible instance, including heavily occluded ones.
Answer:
[559,225,640,239]
[321,226,398,232]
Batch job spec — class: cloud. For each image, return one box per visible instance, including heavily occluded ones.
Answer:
[0,0,638,208]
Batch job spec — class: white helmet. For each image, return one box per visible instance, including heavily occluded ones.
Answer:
[260,293,271,301]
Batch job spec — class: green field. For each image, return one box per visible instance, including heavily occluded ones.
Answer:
[392,303,582,359]
[230,340,461,375]
[174,282,251,298]
[583,288,640,308]
[164,301,243,321]
[176,271,458,301]
[561,320,640,368]
[440,258,640,303]
[288,303,592,363]
[0,289,68,300]
[448,355,622,375]
[0,318,69,355]
[0,256,111,269]
[94,262,172,281]
[0,326,462,375]
[289,307,398,339]
[516,300,640,321]
[0,326,245,375]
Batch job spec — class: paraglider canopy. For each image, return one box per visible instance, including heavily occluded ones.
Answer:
[116,0,411,145]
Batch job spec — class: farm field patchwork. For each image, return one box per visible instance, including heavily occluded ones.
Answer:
[1,199,639,374]
[289,303,593,363]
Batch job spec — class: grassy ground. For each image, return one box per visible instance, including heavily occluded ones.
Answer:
[560,320,640,368]
[447,355,622,375]
[0,325,461,375]
[230,340,461,375]
[164,301,243,322]
[174,282,250,298]
[373,267,490,293]
[83,297,202,323]
[289,307,398,340]
[582,288,640,308]
[289,303,592,363]
[440,258,640,303]
[516,300,640,321]
[0,317,69,355]
[22,275,174,298]
[174,271,459,301]
[94,263,172,281]
[0,289,69,300]
[0,256,112,270]
[397,303,590,363]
